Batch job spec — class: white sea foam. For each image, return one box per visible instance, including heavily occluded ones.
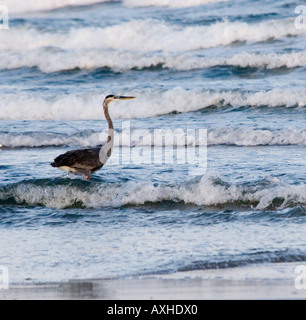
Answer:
[0,18,304,56]
[1,127,305,148]
[1,0,112,14]
[1,175,305,209]
[1,50,305,73]
[0,132,101,148]
[0,88,304,121]
[207,128,306,146]
[123,0,226,8]
[169,51,306,71]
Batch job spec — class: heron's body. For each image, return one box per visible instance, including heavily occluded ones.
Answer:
[50,95,135,180]
[51,147,103,180]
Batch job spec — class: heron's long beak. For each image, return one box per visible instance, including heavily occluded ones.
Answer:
[115,96,135,100]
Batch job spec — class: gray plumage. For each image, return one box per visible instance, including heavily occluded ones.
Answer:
[51,148,103,179]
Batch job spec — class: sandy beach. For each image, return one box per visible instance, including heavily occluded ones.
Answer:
[1,262,305,300]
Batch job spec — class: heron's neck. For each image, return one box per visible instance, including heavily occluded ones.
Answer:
[103,102,114,158]
[103,104,114,131]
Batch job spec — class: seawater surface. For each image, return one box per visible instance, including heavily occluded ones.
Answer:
[0,0,305,283]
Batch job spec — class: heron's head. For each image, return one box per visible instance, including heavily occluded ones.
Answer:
[103,95,135,108]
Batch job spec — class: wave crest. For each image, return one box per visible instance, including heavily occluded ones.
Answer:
[0,175,305,210]
[1,50,305,73]
[1,127,305,148]
[1,19,304,55]
[0,88,304,121]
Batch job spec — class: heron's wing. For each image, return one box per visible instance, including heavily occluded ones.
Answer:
[52,148,103,171]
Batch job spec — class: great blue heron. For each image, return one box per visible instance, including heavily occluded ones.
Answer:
[51,95,135,180]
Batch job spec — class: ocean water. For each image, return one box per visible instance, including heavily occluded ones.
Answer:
[0,0,306,284]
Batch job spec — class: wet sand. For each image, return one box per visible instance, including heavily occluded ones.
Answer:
[1,262,305,300]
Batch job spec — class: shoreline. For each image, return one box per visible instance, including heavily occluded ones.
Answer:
[1,262,305,300]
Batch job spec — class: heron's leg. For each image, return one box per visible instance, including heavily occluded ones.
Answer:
[73,168,91,181]
[82,170,91,181]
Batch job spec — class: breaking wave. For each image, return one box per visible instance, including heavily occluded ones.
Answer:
[0,175,305,210]
[0,88,304,121]
[1,127,305,148]
[1,19,304,56]
[1,50,305,73]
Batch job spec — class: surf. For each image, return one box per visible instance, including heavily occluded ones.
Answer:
[1,127,306,148]
[0,175,305,210]
[0,88,305,121]
[1,18,304,55]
